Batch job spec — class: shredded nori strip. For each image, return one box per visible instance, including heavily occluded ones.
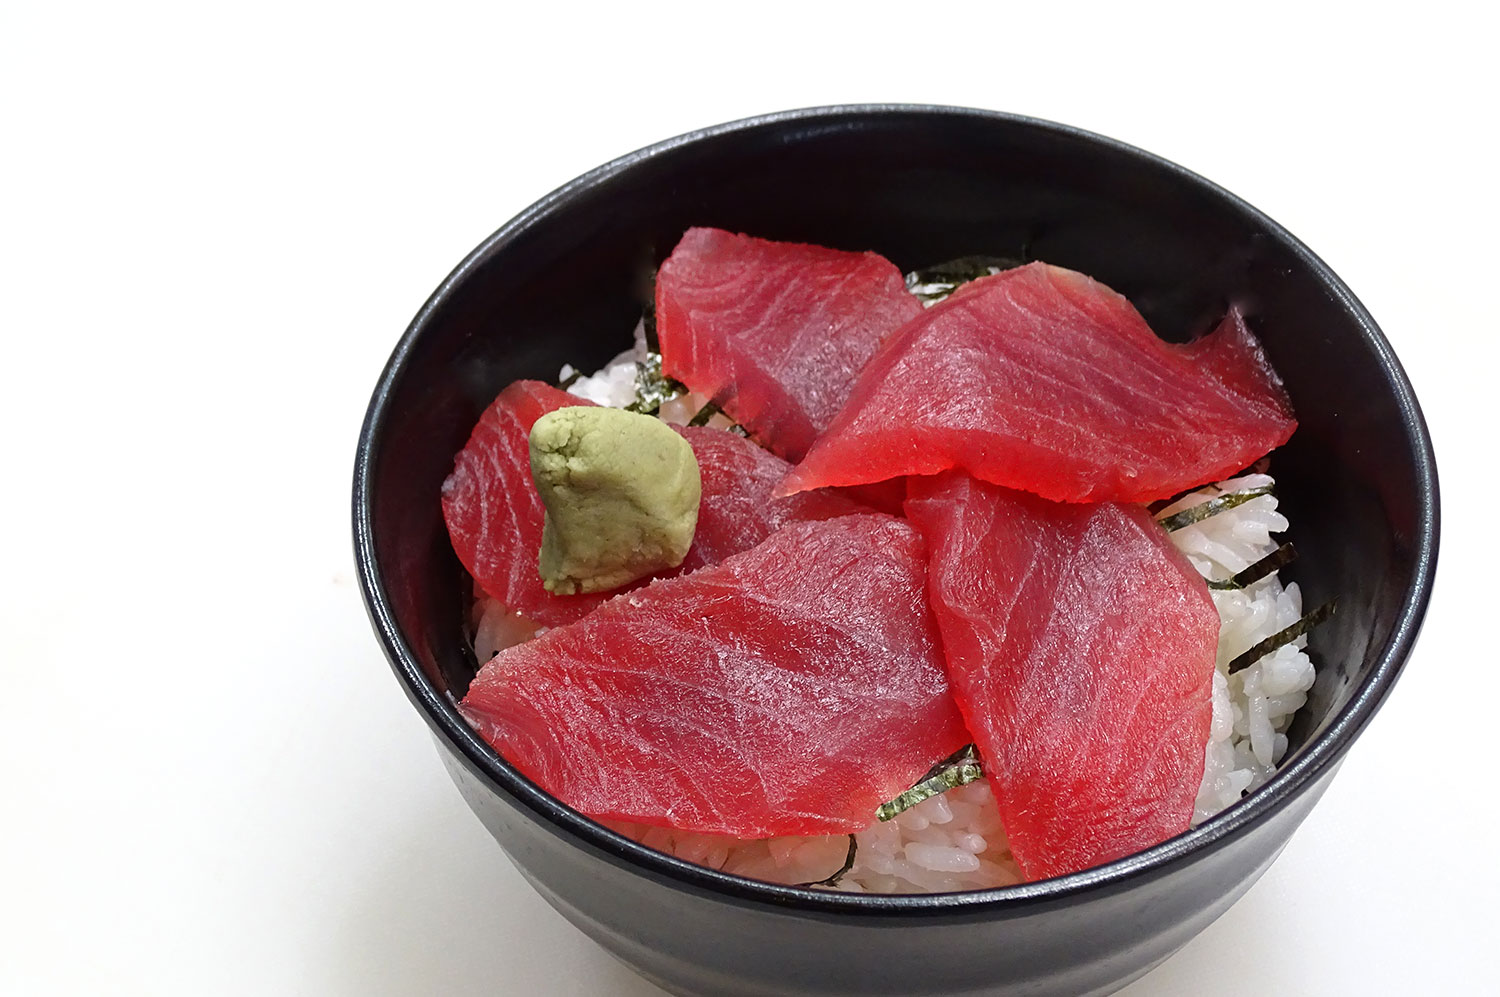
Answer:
[796,835,858,888]
[623,351,686,415]
[904,255,1022,304]
[685,396,744,432]
[684,397,751,436]
[1226,600,1337,674]
[907,255,1021,287]
[686,398,722,427]
[875,744,984,822]
[1148,482,1205,515]
[1156,484,1274,532]
[1204,543,1299,591]
[558,368,582,390]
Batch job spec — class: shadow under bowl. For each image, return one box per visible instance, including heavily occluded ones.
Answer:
[353,105,1438,997]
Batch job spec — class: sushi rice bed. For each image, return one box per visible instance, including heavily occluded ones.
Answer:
[467,325,1316,894]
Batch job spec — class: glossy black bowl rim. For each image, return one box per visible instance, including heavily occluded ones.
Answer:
[353,104,1439,916]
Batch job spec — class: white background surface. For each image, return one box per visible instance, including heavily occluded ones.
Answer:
[3,4,1494,994]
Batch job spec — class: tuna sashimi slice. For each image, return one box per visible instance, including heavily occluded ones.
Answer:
[460,515,971,837]
[442,380,584,624]
[676,425,871,572]
[778,262,1296,504]
[441,380,868,627]
[656,227,924,462]
[904,473,1219,881]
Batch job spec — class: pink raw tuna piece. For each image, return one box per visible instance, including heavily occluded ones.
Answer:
[833,478,909,517]
[441,381,868,627]
[675,426,870,572]
[441,381,591,625]
[778,263,1296,503]
[904,472,1218,881]
[656,227,924,462]
[460,515,971,837]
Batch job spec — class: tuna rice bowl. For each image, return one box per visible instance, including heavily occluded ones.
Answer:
[439,227,1329,894]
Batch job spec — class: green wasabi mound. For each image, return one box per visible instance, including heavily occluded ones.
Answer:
[529,406,702,594]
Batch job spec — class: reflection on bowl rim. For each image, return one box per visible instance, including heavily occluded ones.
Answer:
[353,103,1439,916]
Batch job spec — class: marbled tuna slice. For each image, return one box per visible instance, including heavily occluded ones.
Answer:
[656,227,923,461]
[778,263,1296,503]
[460,515,971,837]
[905,472,1218,881]
[441,381,868,627]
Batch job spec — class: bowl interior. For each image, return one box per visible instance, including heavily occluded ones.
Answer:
[358,106,1434,891]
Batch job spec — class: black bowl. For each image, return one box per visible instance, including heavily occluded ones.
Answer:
[353,106,1437,996]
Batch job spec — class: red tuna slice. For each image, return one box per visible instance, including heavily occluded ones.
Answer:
[441,381,870,627]
[460,514,971,837]
[656,227,924,462]
[832,478,909,517]
[441,381,606,626]
[904,472,1218,881]
[778,262,1296,504]
[675,426,870,573]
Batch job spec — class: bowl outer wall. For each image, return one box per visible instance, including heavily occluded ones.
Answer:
[433,728,1335,997]
[353,105,1438,996]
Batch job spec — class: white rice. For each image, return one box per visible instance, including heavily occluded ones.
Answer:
[468,318,1316,894]
[1164,474,1317,824]
[560,319,733,429]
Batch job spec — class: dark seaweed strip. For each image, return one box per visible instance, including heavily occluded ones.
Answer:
[906,255,1021,286]
[875,744,984,822]
[904,255,1022,304]
[623,352,686,416]
[1150,463,1274,514]
[685,398,751,437]
[1148,481,1208,515]
[1226,601,1337,674]
[686,399,722,426]
[797,835,858,888]
[558,369,582,390]
[1157,485,1274,532]
[1205,543,1299,591]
